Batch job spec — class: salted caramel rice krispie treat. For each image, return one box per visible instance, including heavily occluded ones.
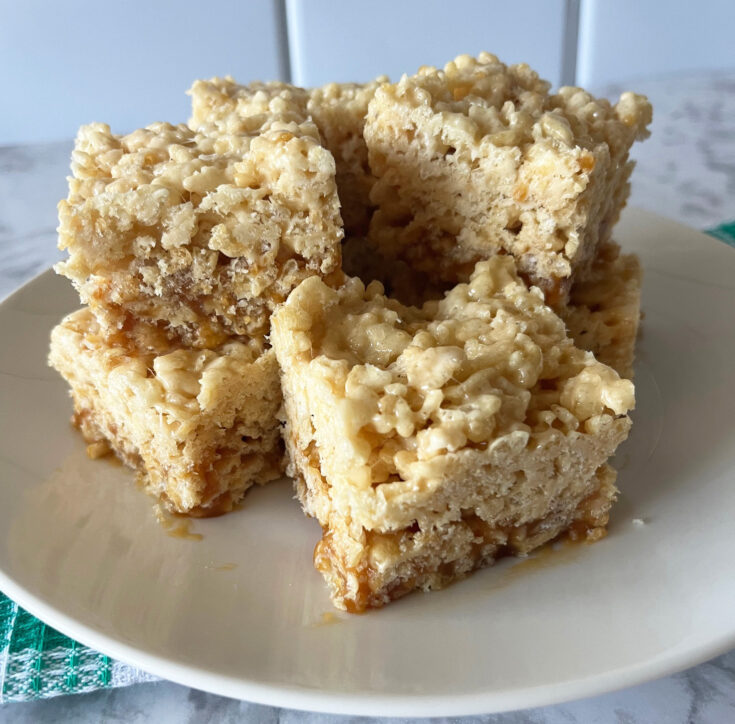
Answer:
[272,256,635,611]
[57,98,342,350]
[187,79,307,126]
[189,76,387,236]
[49,308,283,516]
[365,52,651,303]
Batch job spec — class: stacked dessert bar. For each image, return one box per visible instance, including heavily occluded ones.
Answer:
[50,93,344,515]
[365,53,650,305]
[51,52,651,608]
[270,53,649,610]
[271,259,634,611]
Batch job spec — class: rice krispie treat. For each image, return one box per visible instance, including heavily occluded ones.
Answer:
[49,308,283,516]
[365,52,652,303]
[189,76,387,236]
[562,242,642,379]
[57,108,342,350]
[272,257,635,610]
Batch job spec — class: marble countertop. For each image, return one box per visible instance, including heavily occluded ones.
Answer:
[1,72,734,722]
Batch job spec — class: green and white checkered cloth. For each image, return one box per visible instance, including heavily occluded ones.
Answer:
[1,221,734,704]
[0,591,157,703]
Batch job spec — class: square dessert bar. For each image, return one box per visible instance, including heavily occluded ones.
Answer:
[49,308,283,516]
[188,79,309,130]
[189,76,387,236]
[57,100,342,350]
[365,52,652,303]
[272,257,635,610]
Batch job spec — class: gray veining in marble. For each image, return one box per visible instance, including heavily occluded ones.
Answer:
[1,73,735,722]
[605,71,735,231]
[2,648,735,723]
[0,141,70,301]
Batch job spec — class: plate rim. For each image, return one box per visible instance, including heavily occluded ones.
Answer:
[2,208,735,716]
[2,567,734,717]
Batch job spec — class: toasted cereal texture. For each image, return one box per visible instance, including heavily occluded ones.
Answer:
[310,464,617,611]
[189,76,387,236]
[343,235,642,379]
[49,308,283,516]
[307,78,387,235]
[272,256,635,609]
[188,78,310,134]
[365,52,652,303]
[562,243,642,379]
[57,110,342,349]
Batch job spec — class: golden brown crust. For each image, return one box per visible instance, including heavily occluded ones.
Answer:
[307,464,617,612]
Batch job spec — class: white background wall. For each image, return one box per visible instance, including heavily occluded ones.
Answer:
[285,0,573,88]
[577,0,735,87]
[0,0,288,144]
[1,0,734,145]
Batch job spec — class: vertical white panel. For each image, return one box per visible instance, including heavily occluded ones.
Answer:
[286,0,568,89]
[0,0,287,145]
[561,0,581,87]
[578,0,735,88]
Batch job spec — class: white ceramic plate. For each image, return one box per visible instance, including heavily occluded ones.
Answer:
[1,207,735,717]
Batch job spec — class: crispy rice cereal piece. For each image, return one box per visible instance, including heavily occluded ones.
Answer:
[365,52,651,303]
[189,76,387,236]
[562,243,642,379]
[49,308,283,516]
[272,256,634,610]
[57,107,342,349]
